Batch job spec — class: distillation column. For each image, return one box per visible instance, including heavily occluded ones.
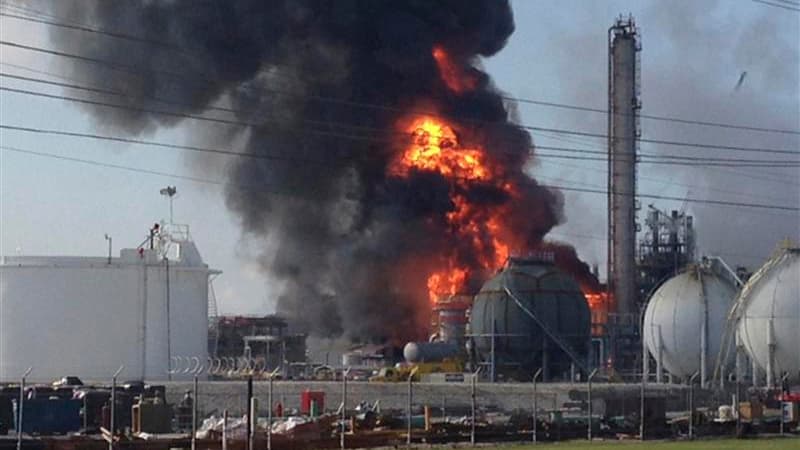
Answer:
[607,17,641,322]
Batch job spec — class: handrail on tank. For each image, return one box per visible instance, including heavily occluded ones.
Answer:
[502,270,589,374]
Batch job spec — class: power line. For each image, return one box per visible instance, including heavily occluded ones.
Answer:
[1,124,797,213]
[5,66,796,195]
[509,95,800,135]
[0,9,800,140]
[4,66,793,201]
[1,91,794,170]
[2,75,798,163]
[0,11,191,55]
[752,0,800,12]
[4,38,795,155]
[2,4,798,136]
[0,144,296,197]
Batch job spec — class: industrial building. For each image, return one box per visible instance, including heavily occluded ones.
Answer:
[0,223,217,382]
[212,314,308,377]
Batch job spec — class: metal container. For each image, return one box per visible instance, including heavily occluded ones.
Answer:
[0,227,216,382]
[13,398,81,434]
[403,342,459,363]
[735,246,800,384]
[642,264,737,382]
[469,257,590,380]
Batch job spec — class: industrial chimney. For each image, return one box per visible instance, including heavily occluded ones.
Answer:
[607,16,641,322]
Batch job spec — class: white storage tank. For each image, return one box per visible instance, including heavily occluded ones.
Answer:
[0,224,217,382]
[735,246,800,385]
[643,262,738,385]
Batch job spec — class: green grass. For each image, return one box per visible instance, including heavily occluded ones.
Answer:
[469,437,800,450]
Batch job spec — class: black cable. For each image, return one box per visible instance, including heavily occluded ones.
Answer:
[2,4,797,136]
[2,80,798,160]
[1,132,797,212]
[752,0,800,11]
[3,119,795,170]
[3,72,798,166]
[5,67,794,200]
[2,37,800,145]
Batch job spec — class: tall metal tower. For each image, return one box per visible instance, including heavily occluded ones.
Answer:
[607,16,641,326]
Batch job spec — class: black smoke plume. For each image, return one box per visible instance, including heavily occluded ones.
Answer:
[40,0,576,343]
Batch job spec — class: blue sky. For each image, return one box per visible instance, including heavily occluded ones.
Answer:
[1,0,797,315]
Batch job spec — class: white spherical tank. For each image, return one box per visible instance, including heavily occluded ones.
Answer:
[736,247,800,384]
[0,233,215,382]
[643,264,737,380]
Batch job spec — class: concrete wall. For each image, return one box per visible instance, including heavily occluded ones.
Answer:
[164,380,690,418]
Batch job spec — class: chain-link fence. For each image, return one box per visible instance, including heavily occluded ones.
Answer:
[2,372,798,449]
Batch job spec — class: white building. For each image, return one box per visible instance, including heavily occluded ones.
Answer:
[0,224,218,382]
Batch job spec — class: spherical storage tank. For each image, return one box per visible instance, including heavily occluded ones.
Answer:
[643,264,738,380]
[469,257,590,379]
[736,246,800,384]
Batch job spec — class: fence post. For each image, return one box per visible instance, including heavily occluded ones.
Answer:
[470,368,481,446]
[268,368,279,450]
[246,376,253,450]
[587,368,598,441]
[16,367,32,450]
[689,371,699,440]
[191,365,204,450]
[532,368,542,444]
[407,367,418,447]
[780,372,789,436]
[222,409,228,450]
[109,365,124,450]
[341,367,350,450]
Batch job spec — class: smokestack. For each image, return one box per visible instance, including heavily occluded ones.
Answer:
[607,16,640,319]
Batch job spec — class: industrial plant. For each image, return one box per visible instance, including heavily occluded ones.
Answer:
[0,2,797,449]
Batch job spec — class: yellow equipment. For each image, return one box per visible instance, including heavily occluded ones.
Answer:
[369,359,463,382]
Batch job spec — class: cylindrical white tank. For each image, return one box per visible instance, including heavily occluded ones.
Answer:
[0,235,214,382]
[643,264,737,383]
[403,342,459,363]
[736,247,800,385]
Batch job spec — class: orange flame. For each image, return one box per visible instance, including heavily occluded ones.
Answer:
[389,115,513,302]
[583,291,610,336]
[390,117,488,181]
[432,45,477,93]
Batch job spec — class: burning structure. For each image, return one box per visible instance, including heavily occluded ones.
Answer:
[44,1,605,351]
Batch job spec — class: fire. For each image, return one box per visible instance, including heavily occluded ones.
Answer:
[389,117,488,181]
[583,291,610,336]
[389,115,513,302]
[432,45,478,93]
[427,266,468,303]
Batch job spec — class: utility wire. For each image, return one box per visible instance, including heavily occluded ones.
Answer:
[0,98,794,169]
[1,125,797,213]
[2,77,798,162]
[3,38,795,155]
[2,72,797,167]
[13,142,763,245]
[2,5,798,136]
[5,67,794,202]
[0,144,295,197]
[752,0,800,12]
[0,13,800,135]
